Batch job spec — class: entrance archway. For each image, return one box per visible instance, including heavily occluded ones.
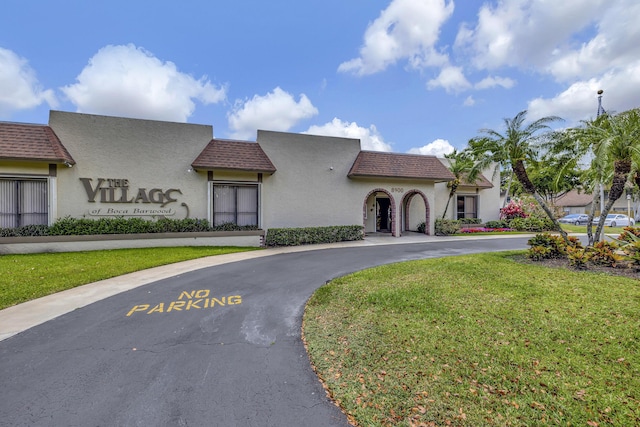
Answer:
[402,190,430,235]
[362,189,397,237]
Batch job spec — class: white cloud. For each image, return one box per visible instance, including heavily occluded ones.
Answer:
[228,87,318,140]
[454,0,611,73]
[545,1,640,82]
[0,47,57,116]
[408,138,454,157]
[453,1,640,125]
[427,65,471,93]
[304,118,392,152]
[463,96,475,107]
[528,60,640,123]
[61,44,226,122]
[338,0,454,76]
[475,75,515,90]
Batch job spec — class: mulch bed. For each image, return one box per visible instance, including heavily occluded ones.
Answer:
[512,255,640,280]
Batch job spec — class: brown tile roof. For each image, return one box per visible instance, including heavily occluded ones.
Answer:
[461,173,493,188]
[0,122,75,164]
[348,151,455,181]
[192,138,276,173]
[555,189,593,207]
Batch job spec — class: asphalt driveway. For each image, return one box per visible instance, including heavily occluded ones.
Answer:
[0,237,530,426]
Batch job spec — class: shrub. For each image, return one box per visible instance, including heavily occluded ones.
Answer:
[509,216,554,232]
[617,226,640,242]
[527,245,551,261]
[612,229,640,268]
[587,241,622,267]
[434,219,460,236]
[1,217,258,237]
[0,224,50,237]
[565,235,583,250]
[459,218,482,225]
[566,246,589,269]
[459,227,512,233]
[416,222,426,233]
[527,233,566,259]
[485,220,509,229]
[265,225,364,247]
[500,200,528,220]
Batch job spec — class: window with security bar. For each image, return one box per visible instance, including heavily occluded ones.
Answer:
[0,178,48,228]
[212,184,258,226]
[456,195,477,219]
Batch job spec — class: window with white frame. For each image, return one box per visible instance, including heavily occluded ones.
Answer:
[0,178,49,228]
[456,195,477,219]
[212,184,258,226]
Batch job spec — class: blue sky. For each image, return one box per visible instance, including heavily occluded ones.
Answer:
[2,0,639,155]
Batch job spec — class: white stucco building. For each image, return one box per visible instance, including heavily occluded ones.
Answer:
[1,111,500,238]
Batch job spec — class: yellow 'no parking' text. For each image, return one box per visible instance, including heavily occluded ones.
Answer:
[126,289,242,316]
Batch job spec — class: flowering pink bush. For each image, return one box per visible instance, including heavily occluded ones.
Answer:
[459,227,513,233]
[500,200,529,220]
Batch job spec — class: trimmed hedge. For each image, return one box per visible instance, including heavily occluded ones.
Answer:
[0,217,258,237]
[0,224,49,237]
[459,218,483,225]
[485,220,510,229]
[265,225,364,247]
[508,216,554,232]
[435,219,461,235]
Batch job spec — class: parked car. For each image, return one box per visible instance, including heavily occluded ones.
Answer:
[602,214,635,227]
[558,213,590,225]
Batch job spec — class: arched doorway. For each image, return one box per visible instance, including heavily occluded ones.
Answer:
[402,190,430,235]
[362,189,397,237]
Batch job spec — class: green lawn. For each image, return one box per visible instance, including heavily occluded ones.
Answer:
[561,223,628,235]
[0,246,259,310]
[304,251,640,426]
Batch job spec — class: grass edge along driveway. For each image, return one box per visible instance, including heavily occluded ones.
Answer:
[0,246,259,310]
[303,251,639,427]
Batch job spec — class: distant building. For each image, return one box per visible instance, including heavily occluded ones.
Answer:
[555,190,594,215]
[555,189,638,219]
[1,111,500,237]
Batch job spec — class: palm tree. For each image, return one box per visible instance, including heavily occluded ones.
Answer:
[468,110,567,241]
[557,109,640,245]
[546,125,605,245]
[441,149,476,219]
[587,109,640,241]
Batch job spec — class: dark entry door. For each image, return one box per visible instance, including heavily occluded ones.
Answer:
[376,198,391,232]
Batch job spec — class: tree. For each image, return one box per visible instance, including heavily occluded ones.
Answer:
[508,151,581,205]
[441,149,477,219]
[586,109,640,242]
[549,118,611,245]
[468,110,568,241]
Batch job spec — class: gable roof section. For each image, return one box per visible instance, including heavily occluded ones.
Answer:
[192,138,276,173]
[555,190,593,207]
[348,151,455,181]
[0,122,75,165]
[460,173,493,188]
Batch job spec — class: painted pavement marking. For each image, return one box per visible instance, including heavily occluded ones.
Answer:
[126,289,242,316]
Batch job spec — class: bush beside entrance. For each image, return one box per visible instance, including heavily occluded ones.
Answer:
[265,225,364,246]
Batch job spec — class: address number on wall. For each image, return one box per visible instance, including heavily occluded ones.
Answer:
[391,187,404,193]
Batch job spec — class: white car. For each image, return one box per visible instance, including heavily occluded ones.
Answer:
[602,214,635,227]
